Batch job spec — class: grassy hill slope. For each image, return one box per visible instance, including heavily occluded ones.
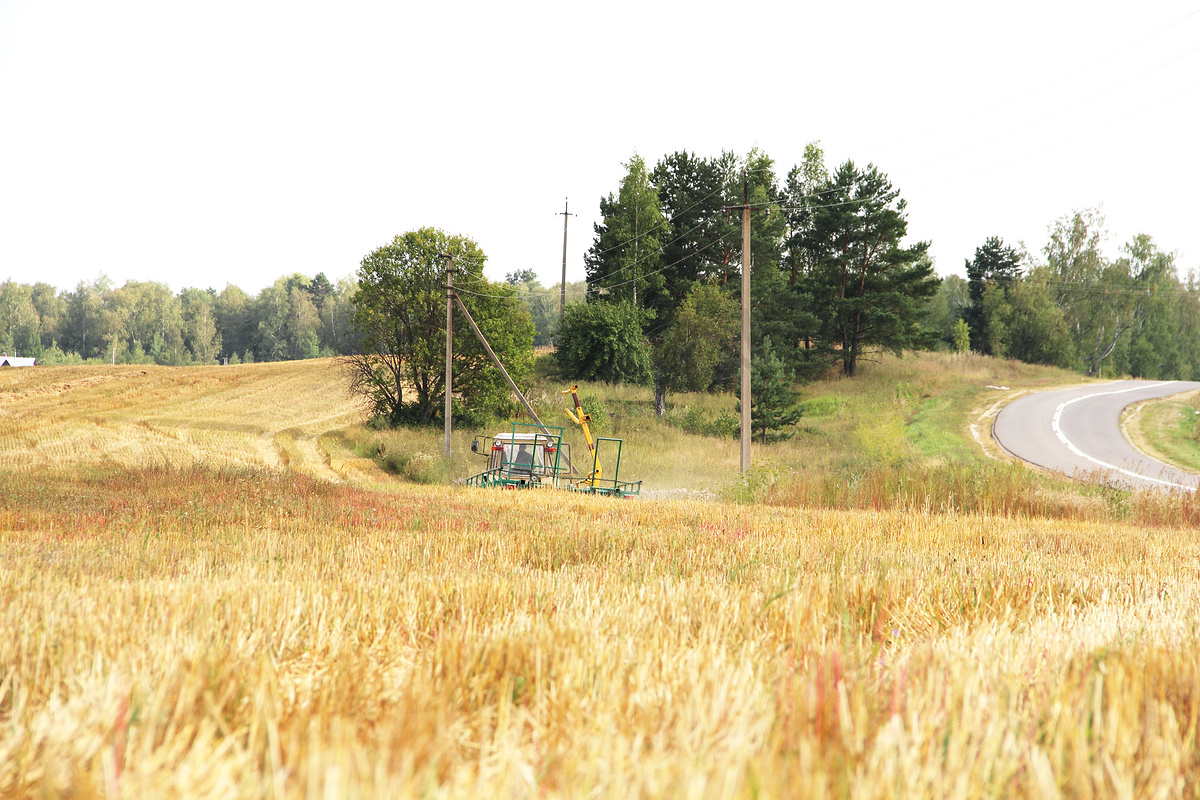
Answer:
[4,352,1195,523]
[355,351,1085,491]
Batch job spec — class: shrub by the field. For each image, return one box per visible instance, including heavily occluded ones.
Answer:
[346,426,448,484]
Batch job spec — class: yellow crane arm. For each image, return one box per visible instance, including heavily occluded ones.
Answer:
[562,384,601,484]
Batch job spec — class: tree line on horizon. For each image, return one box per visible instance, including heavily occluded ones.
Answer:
[4,143,1198,409]
[0,268,586,369]
[0,273,363,366]
[944,210,1200,380]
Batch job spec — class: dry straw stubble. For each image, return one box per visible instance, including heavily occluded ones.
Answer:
[4,467,1200,798]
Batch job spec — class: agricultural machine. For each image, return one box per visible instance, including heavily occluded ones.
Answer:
[464,385,641,497]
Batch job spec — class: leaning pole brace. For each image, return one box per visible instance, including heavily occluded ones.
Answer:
[449,290,579,476]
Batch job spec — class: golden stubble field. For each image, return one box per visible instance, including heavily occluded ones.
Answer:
[2,361,1200,798]
[0,360,372,483]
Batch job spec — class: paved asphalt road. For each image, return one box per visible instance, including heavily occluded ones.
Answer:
[993,380,1200,491]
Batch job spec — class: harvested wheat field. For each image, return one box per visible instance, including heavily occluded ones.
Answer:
[2,361,1200,798]
[0,360,370,483]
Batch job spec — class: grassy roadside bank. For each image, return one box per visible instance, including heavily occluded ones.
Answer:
[359,351,1080,489]
[1126,388,1200,474]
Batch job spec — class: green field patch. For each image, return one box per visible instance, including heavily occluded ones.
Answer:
[796,395,845,418]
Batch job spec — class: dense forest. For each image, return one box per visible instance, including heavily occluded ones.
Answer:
[569,144,1200,405]
[956,212,1200,379]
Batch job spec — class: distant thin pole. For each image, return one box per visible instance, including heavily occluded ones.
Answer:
[558,198,575,331]
[444,253,453,462]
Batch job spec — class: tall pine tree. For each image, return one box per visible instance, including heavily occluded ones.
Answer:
[803,161,939,376]
[964,236,1021,355]
[737,337,803,444]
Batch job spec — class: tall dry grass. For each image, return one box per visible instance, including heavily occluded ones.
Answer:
[4,466,1200,798]
[750,458,1200,529]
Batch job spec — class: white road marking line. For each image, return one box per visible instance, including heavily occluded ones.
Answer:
[1052,382,1192,489]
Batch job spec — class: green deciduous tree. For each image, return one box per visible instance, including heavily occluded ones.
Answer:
[123,281,185,364]
[1044,210,1142,377]
[585,154,671,309]
[652,282,740,415]
[254,280,292,362]
[319,277,359,356]
[505,270,584,347]
[982,270,1075,367]
[1116,234,1189,379]
[287,286,321,360]
[64,277,116,360]
[252,275,322,362]
[924,274,970,349]
[556,301,652,386]
[348,228,533,425]
[0,280,42,357]
[953,318,971,353]
[180,287,221,364]
[215,284,255,362]
[30,283,64,352]
[782,142,830,289]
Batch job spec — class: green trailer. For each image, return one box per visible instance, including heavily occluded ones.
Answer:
[465,423,571,490]
[465,419,641,498]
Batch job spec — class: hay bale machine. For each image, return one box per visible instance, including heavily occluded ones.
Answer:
[465,385,641,497]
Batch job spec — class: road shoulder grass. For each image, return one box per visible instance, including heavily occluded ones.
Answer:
[1125,388,1200,474]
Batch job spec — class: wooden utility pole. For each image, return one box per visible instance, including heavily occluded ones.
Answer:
[444,253,453,462]
[557,198,575,330]
[739,175,752,474]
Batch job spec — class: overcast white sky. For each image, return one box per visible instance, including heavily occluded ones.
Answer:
[1,1,1197,296]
